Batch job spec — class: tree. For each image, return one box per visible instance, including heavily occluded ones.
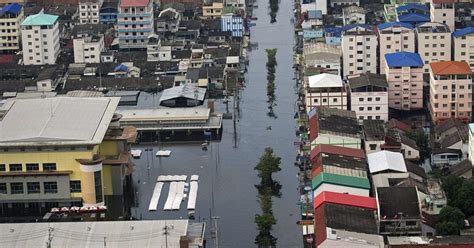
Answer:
[442,175,465,201]
[442,175,474,216]
[254,148,282,188]
[406,130,429,162]
[436,221,460,235]
[255,213,276,232]
[438,206,465,230]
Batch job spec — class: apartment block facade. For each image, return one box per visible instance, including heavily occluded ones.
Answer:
[341,24,377,77]
[429,61,473,124]
[378,22,415,74]
[416,22,451,73]
[0,3,23,54]
[73,26,105,64]
[305,73,348,111]
[429,0,455,31]
[453,27,474,69]
[20,12,60,65]
[79,0,104,24]
[384,52,424,111]
[117,0,154,49]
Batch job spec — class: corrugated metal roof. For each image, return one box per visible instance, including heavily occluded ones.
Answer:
[313,191,378,210]
[308,73,343,88]
[367,151,407,174]
[453,26,474,38]
[21,13,58,26]
[396,3,429,13]
[312,172,370,190]
[310,144,365,161]
[378,22,413,30]
[385,51,423,68]
[397,13,430,23]
[430,61,472,75]
[120,0,150,7]
[0,3,22,15]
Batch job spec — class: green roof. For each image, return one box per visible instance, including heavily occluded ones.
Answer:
[312,172,370,190]
[21,13,58,26]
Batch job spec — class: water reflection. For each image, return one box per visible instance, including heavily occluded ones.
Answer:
[268,0,280,23]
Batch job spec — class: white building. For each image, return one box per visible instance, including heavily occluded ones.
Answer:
[416,22,451,73]
[21,12,60,65]
[330,0,359,8]
[429,0,455,31]
[453,27,474,69]
[305,73,347,111]
[378,22,416,74]
[347,73,389,123]
[73,24,105,64]
[341,24,377,77]
[367,150,407,175]
[79,0,104,24]
[221,13,244,37]
[303,42,342,75]
[342,5,365,26]
[0,3,24,53]
[117,0,154,49]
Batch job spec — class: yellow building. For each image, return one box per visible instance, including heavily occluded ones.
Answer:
[0,97,136,217]
[0,2,24,53]
[203,1,223,19]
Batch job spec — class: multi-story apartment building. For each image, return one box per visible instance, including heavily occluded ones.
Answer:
[0,97,136,218]
[73,24,105,64]
[20,12,60,65]
[453,27,474,69]
[79,0,104,24]
[378,22,415,74]
[347,73,389,123]
[416,22,451,73]
[221,13,243,37]
[341,24,377,77]
[429,61,473,124]
[202,1,223,19]
[0,3,23,54]
[99,1,118,25]
[384,51,424,111]
[117,0,154,49]
[305,73,347,111]
[429,0,455,31]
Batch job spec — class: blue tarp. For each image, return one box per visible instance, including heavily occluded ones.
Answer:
[452,27,474,38]
[378,22,413,30]
[114,64,128,72]
[396,3,429,13]
[398,13,430,24]
[385,52,424,68]
[0,3,22,15]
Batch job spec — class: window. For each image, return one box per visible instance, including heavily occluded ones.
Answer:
[375,97,380,101]
[406,221,417,226]
[94,171,103,203]
[44,182,58,194]
[27,182,40,194]
[26,163,39,171]
[333,98,338,103]
[368,107,372,110]
[0,183,6,194]
[0,164,5,171]
[70,181,81,193]
[10,183,23,194]
[375,107,380,110]
[367,98,372,102]
[359,98,364,102]
[359,107,364,111]
[43,163,56,171]
[9,164,22,172]
[369,144,377,150]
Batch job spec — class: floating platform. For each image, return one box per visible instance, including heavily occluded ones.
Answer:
[187,181,198,210]
[148,182,164,211]
[157,175,187,182]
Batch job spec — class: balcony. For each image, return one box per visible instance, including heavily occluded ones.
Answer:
[117,12,152,18]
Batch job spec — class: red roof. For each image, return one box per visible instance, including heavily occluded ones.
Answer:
[313,191,378,211]
[431,0,457,3]
[0,55,14,64]
[387,118,412,133]
[310,144,365,161]
[430,61,472,75]
[120,0,150,7]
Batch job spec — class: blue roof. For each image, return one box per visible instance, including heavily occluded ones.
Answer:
[385,52,424,67]
[396,3,429,13]
[398,13,430,23]
[325,26,343,38]
[341,24,372,32]
[378,22,413,30]
[0,3,22,15]
[114,64,128,72]
[453,27,474,38]
[308,10,322,19]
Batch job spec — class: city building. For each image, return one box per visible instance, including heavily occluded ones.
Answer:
[384,52,424,111]
[305,73,347,111]
[341,24,377,77]
[202,1,223,19]
[416,22,451,73]
[367,150,408,175]
[396,3,430,26]
[99,0,118,25]
[312,172,371,197]
[362,120,386,154]
[342,5,365,26]
[156,7,181,35]
[79,0,104,24]
[429,61,473,124]
[0,3,23,54]
[378,22,415,74]
[470,123,474,163]
[303,42,341,75]
[452,27,474,69]
[72,24,106,64]
[376,187,422,235]
[20,12,60,65]
[0,97,137,217]
[347,73,389,122]
[117,0,154,49]
[429,0,455,31]
[221,13,243,37]
[309,107,362,149]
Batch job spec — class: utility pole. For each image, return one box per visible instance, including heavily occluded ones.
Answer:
[46,226,53,248]
[103,237,106,247]
[211,216,220,248]
[163,224,169,248]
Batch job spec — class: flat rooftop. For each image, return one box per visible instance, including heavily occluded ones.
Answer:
[0,97,119,147]
[117,107,210,122]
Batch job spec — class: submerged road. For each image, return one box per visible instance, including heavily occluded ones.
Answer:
[129,0,301,246]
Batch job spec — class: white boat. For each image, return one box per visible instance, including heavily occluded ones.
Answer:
[156,150,172,157]
[131,149,142,158]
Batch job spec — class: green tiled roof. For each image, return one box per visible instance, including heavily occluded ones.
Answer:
[312,172,370,190]
[21,13,58,26]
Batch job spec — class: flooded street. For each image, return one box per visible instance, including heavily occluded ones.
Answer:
[128,0,301,246]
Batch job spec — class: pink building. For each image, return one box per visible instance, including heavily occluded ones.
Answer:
[429,61,473,124]
[384,52,424,111]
